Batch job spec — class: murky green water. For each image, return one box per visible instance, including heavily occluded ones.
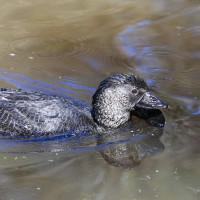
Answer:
[0,0,200,199]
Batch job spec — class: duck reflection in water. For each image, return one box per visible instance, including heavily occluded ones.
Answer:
[98,108,165,169]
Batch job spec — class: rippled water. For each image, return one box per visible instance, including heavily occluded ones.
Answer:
[0,0,200,199]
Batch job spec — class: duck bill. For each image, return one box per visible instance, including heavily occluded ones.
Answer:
[136,92,168,109]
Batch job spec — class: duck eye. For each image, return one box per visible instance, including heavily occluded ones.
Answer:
[132,89,137,94]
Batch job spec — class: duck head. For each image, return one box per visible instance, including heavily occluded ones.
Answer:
[92,74,167,129]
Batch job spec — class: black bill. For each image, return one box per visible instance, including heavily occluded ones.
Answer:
[136,92,168,109]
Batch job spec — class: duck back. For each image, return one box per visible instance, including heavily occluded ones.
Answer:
[0,88,95,137]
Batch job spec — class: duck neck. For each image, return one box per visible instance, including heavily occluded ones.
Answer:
[92,95,130,129]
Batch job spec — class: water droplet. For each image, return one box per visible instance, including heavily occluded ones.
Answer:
[146,175,152,179]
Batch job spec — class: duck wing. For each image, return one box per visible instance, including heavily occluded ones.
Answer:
[0,88,94,137]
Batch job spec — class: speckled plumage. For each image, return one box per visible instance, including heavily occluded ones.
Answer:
[0,88,96,137]
[0,74,166,137]
[92,74,149,128]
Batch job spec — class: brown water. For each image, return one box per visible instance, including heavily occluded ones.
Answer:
[0,0,200,199]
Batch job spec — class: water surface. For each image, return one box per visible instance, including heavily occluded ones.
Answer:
[0,0,200,199]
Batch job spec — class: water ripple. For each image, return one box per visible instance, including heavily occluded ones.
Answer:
[9,36,85,58]
[0,68,78,97]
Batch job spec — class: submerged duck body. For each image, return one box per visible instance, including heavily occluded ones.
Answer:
[0,74,167,137]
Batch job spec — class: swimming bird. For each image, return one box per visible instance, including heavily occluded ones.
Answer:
[0,74,167,137]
